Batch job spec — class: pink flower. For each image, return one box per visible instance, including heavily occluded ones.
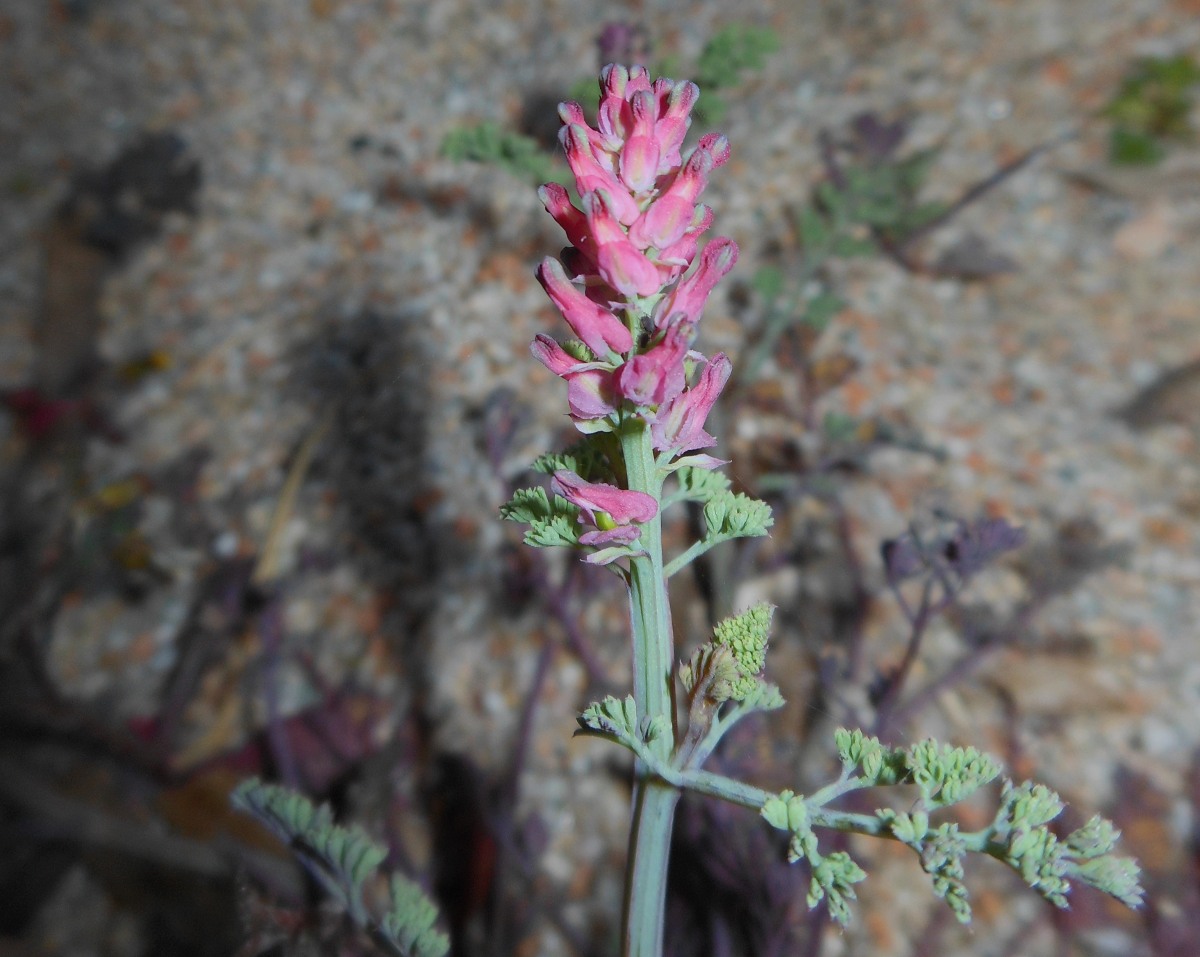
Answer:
[596,239,662,298]
[552,469,657,524]
[582,191,662,296]
[651,80,699,172]
[654,237,738,329]
[559,124,641,225]
[536,257,633,357]
[538,183,591,253]
[613,321,690,407]
[530,334,619,420]
[630,194,696,252]
[652,352,733,453]
[565,369,619,419]
[617,90,661,191]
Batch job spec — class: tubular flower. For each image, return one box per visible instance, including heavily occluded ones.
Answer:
[529,334,619,420]
[653,236,739,330]
[651,352,733,454]
[551,469,659,564]
[551,469,658,527]
[613,320,690,407]
[536,257,633,357]
[533,64,739,460]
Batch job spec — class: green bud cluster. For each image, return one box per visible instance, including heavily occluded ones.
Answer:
[712,603,773,679]
[703,490,774,542]
[992,781,1143,910]
[905,738,1002,808]
[680,604,777,705]
[834,728,907,785]
[920,824,970,921]
[878,810,971,921]
[761,790,867,926]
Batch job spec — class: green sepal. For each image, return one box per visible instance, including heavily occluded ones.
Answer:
[560,338,596,363]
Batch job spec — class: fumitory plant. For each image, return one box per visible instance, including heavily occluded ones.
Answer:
[235,65,1143,957]
[500,64,1143,957]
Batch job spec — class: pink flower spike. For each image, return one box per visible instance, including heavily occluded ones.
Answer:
[551,470,658,527]
[652,352,733,453]
[656,237,738,326]
[537,257,633,356]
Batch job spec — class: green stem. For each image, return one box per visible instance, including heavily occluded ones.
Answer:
[662,538,711,579]
[619,416,678,957]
